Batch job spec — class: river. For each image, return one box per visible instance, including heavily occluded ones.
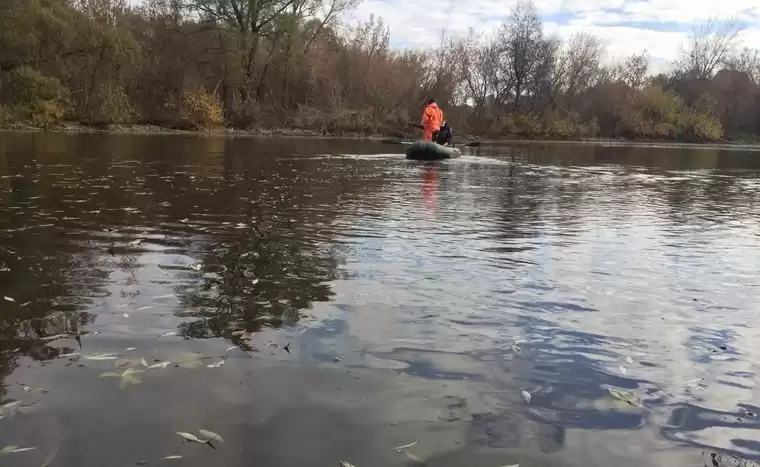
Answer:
[1,132,759,467]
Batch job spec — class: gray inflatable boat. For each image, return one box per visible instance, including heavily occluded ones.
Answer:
[405,140,461,161]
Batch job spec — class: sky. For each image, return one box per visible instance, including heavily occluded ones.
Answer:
[343,0,760,72]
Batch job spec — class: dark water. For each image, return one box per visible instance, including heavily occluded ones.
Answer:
[1,133,760,467]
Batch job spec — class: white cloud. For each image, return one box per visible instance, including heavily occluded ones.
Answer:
[342,0,760,64]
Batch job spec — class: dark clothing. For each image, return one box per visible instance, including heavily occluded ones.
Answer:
[432,121,452,145]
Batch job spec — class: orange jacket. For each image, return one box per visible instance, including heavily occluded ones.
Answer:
[421,103,443,130]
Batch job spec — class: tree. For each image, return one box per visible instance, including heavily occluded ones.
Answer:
[674,18,745,79]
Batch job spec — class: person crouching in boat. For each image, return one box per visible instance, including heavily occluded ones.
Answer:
[421,98,443,141]
[432,121,453,146]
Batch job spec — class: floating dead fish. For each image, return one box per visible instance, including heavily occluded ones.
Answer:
[123,313,130,318]
[137,306,154,311]
[207,359,225,368]
[619,366,627,375]
[500,464,520,467]
[393,440,417,452]
[19,301,31,307]
[114,359,131,368]
[160,331,178,337]
[625,356,634,364]
[84,353,120,361]
[199,429,224,443]
[190,264,202,271]
[3,296,15,302]
[340,462,357,467]
[606,387,642,407]
[125,348,137,352]
[162,455,183,460]
[148,361,171,370]
[252,278,259,285]
[128,240,142,246]
[141,358,149,368]
[176,432,203,443]
[522,390,532,404]
[225,346,239,352]
[0,445,36,454]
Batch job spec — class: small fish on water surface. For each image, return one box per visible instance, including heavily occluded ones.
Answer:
[199,429,224,443]
[0,445,36,454]
[522,390,532,404]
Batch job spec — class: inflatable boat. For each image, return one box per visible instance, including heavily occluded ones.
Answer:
[405,140,461,161]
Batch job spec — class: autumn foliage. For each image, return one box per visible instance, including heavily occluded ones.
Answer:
[0,0,759,142]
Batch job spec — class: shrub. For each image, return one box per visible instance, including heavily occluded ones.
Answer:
[179,89,224,129]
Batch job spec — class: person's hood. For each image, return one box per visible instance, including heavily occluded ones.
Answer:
[426,102,438,108]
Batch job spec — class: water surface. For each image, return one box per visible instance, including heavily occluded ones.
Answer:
[1,133,760,467]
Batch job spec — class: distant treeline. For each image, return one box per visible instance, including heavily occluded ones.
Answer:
[1,0,759,142]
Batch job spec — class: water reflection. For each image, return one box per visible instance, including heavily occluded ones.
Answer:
[1,133,760,466]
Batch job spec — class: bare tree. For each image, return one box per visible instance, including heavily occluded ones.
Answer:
[674,17,745,79]
[552,32,603,106]
[496,0,544,111]
[617,51,650,89]
[724,47,760,84]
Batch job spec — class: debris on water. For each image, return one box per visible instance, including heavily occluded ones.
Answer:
[0,445,36,454]
[160,331,178,337]
[606,387,642,407]
[99,368,144,388]
[512,345,522,354]
[330,356,342,363]
[176,432,204,443]
[84,353,120,361]
[207,359,225,368]
[3,296,15,302]
[199,429,224,444]
[162,455,183,460]
[522,390,532,404]
[393,440,418,452]
[225,346,239,352]
[284,342,291,354]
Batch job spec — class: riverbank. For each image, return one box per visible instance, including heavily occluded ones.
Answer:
[2,122,760,149]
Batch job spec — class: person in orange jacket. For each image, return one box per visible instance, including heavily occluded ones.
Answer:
[421,98,443,141]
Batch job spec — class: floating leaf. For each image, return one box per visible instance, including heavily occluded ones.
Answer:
[0,445,36,454]
[199,429,224,443]
[207,359,225,368]
[176,432,203,443]
[393,440,417,452]
[3,296,15,302]
[162,455,183,460]
[522,390,532,404]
